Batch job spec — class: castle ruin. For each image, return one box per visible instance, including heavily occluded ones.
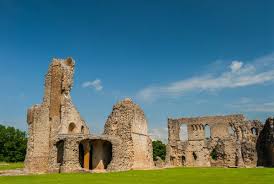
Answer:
[166,115,264,168]
[24,58,274,174]
[24,58,154,173]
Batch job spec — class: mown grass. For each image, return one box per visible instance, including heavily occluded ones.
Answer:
[0,162,24,171]
[1,167,274,184]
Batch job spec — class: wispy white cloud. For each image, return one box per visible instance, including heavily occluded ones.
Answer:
[149,127,168,143]
[82,79,103,91]
[137,53,274,101]
[230,61,243,73]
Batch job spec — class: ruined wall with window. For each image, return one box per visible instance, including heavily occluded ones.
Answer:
[24,58,154,174]
[166,115,263,168]
[25,58,90,173]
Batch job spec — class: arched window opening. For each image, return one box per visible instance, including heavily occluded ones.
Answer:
[81,126,85,134]
[204,124,211,139]
[180,124,188,141]
[193,152,198,160]
[56,140,64,166]
[69,123,76,133]
[181,156,186,166]
[251,128,258,135]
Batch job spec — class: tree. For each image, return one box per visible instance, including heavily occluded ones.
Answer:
[152,140,166,161]
[0,124,27,162]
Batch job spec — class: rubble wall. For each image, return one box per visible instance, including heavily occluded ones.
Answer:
[104,98,154,170]
[166,115,263,168]
[24,58,90,173]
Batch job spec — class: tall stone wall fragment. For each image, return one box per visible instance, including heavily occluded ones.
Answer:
[104,98,154,170]
[257,117,274,167]
[24,58,90,173]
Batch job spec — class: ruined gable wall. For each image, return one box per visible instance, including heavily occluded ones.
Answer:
[104,98,154,170]
[131,105,154,169]
[104,99,135,170]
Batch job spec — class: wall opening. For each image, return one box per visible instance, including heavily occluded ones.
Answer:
[81,126,85,133]
[251,128,258,135]
[79,143,84,168]
[181,156,186,166]
[193,152,198,160]
[56,140,64,166]
[210,148,218,160]
[103,141,113,169]
[78,140,113,171]
[69,123,76,134]
[204,124,211,139]
[180,124,188,141]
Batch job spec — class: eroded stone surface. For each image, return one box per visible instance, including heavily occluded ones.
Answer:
[104,98,154,170]
[257,117,274,167]
[166,115,263,168]
[24,58,154,174]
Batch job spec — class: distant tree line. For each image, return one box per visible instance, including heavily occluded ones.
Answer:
[152,140,166,161]
[0,124,27,162]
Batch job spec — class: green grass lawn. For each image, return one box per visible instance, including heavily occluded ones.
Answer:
[0,162,24,171]
[1,167,274,184]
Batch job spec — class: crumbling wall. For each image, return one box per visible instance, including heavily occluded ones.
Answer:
[166,115,262,168]
[104,98,154,170]
[257,117,274,167]
[24,58,90,173]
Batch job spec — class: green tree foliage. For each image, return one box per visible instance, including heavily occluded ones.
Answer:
[0,124,27,162]
[152,140,166,161]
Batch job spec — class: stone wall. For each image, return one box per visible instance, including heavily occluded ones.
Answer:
[257,117,274,167]
[104,98,154,170]
[25,57,273,173]
[166,115,263,168]
[24,58,154,174]
[24,58,90,173]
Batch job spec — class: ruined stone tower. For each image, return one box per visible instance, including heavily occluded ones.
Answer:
[104,98,154,170]
[24,58,90,173]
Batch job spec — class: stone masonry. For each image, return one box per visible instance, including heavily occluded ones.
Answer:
[104,98,154,170]
[257,117,274,167]
[24,58,154,173]
[166,115,263,168]
[24,57,274,173]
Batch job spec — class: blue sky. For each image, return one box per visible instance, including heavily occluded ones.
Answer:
[0,0,273,141]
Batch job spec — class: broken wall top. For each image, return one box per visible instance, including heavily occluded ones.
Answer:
[168,114,245,126]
